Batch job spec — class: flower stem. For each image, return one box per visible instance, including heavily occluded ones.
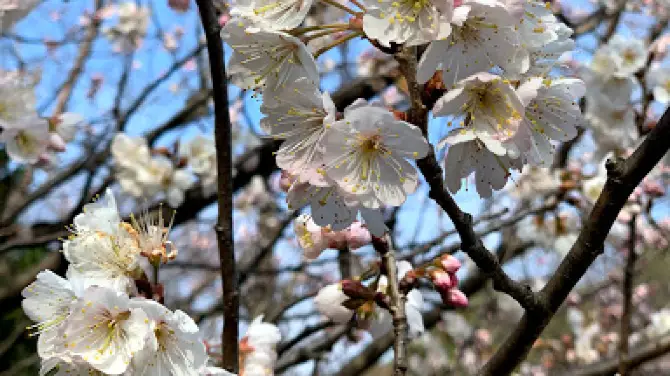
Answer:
[302,27,349,43]
[314,32,363,58]
[319,0,359,16]
[291,23,351,36]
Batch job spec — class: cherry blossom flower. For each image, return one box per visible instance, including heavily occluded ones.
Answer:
[363,0,453,47]
[260,78,336,182]
[513,77,585,166]
[22,271,81,359]
[0,116,50,163]
[59,286,151,374]
[39,357,105,376]
[62,189,143,293]
[0,71,36,127]
[608,35,648,77]
[104,2,150,53]
[181,134,217,188]
[240,316,281,375]
[433,73,524,156]
[647,64,670,104]
[444,139,523,197]
[321,100,429,209]
[417,0,527,85]
[294,214,330,259]
[222,18,319,93]
[230,0,314,31]
[130,299,207,375]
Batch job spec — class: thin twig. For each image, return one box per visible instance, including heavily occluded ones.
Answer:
[618,214,637,375]
[373,235,408,376]
[194,0,238,372]
[52,0,104,115]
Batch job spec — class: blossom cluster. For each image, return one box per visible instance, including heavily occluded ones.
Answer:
[111,133,202,207]
[103,2,150,53]
[0,71,84,165]
[221,0,586,243]
[21,189,280,375]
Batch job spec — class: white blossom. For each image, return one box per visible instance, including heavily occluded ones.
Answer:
[63,189,143,293]
[294,214,330,259]
[443,139,523,197]
[513,77,584,166]
[240,316,281,376]
[0,0,40,32]
[0,71,36,127]
[181,134,217,187]
[130,299,207,375]
[135,155,196,207]
[647,65,670,104]
[433,72,524,156]
[314,282,354,323]
[377,261,424,337]
[321,100,429,209]
[39,357,105,376]
[398,261,424,337]
[22,271,81,359]
[0,116,50,163]
[111,133,151,171]
[222,18,319,93]
[59,286,151,375]
[104,2,150,52]
[50,112,85,143]
[647,309,670,338]
[230,0,313,31]
[608,35,648,77]
[362,0,453,47]
[261,78,336,182]
[417,0,527,85]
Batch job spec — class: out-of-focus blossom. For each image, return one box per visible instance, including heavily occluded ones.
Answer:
[648,65,670,104]
[239,316,281,375]
[0,0,40,32]
[104,2,150,53]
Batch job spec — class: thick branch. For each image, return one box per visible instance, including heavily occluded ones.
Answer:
[195,0,238,372]
[481,107,670,376]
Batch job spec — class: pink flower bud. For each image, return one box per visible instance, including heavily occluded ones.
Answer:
[439,254,461,273]
[345,222,372,250]
[430,269,456,290]
[444,288,468,307]
[48,133,66,152]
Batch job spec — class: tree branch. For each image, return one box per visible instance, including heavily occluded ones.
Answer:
[394,47,546,315]
[481,106,670,376]
[373,235,409,376]
[618,214,637,375]
[195,0,238,371]
[52,0,104,115]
